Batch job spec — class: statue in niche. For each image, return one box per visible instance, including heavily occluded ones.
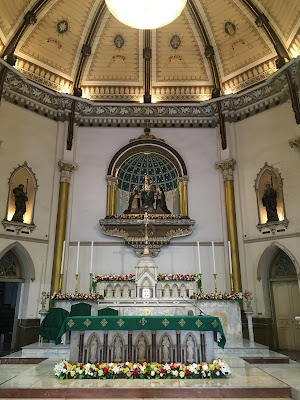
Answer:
[114,336,123,362]
[162,336,170,362]
[141,175,155,212]
[89,336,98,363]
[156,186,171,214]
[186,336,195,363]
[124,186,140,214]
[262,181,279,222]
[137,336,146,362]
[12,184,28,222]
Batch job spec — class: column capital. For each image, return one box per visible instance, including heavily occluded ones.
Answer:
[215,159,236,181]
[58,161,78,183]
[289,136,300,150]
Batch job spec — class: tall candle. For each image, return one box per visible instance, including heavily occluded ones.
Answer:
[197,241,201,274]
[90,241,94,274]
[76,241,80,275]
[212,241,216,274]
[60,240,65,274]
[228,240,233,275]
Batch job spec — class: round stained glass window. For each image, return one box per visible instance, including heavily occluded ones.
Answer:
[117,153,178,193]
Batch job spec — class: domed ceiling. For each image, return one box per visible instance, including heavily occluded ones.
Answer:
[0,0,299,102]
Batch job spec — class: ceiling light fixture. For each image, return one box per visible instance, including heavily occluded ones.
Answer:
[105,0,187,30]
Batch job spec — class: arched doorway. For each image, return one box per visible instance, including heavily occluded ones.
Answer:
[269,249,300,350]
[0,250,24,354]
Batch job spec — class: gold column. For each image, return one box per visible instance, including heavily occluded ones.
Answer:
[215,159,242,292]
[183,177,189,217]
[111,177,118,216]
[178,178,184,215]
[106,177,112,216]
[50,161,78,298]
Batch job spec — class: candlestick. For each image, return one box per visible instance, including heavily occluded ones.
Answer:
[211,241,216,274]
[59,273,63,293]
[230,273,234,293]
[228,240,232,275]
[76,241,80,275]
[75,273,79,293]
[197,241,201,274]
[213,273,218,293]
[89,272,93,293]
[60,240,65,274]
[90,241,94,274]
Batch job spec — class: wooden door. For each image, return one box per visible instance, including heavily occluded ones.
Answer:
[272,280,300,350]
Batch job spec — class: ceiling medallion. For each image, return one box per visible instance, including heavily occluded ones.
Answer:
[105,0,187,30]
[57,19,69,34]
[114,34,125,49]
[170,34,181,50]
[224,21,236,36]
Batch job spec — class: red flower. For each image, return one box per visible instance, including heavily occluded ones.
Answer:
[103,367,108,374]
[185,369,190,374]
[133,369,139,375]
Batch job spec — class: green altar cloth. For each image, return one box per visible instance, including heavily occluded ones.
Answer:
[56,315,226,348]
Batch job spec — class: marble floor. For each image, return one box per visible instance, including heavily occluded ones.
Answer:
[0,357,299,399]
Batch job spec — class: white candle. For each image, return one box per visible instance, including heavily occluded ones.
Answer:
[212,241,216,274]
[76,241,80,275]
[90,241,94,274]
[228,240,233,275]
[60,240,65,274]
[197,241,201,274]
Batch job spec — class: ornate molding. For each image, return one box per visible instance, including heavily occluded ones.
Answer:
[1,57,299,125]
[257,219,289,235]
[58,161,78,183]
[289,136,300,150]
[215,159,236,181]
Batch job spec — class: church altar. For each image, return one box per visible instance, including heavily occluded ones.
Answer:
[57,315,225,365]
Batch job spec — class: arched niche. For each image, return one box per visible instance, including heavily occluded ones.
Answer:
[105,138,189,216]
[2,162,38,234]
[254,163,288,233]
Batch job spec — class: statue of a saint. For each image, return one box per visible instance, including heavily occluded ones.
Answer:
[89,336,98,363]
[141,175,155,211]
[124,186,140,214]
[186,336,194,363]
[162,336,170,362]
[156,186,171,214]
[137,336,146,362]
[262,182,279,222]
[114,336,122,362]
[12,184,28,222]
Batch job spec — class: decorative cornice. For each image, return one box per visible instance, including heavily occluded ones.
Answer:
[0,58,299,126]
[215,159,236,181]
[289,136,300,150]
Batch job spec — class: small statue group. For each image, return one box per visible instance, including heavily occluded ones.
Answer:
[12,183,28,222]
[124,175,171,214]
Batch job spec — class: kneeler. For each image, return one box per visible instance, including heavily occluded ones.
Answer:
[39,307,69,341]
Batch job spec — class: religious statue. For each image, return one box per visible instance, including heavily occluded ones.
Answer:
[89,336,98,363]
[12,184,28,222]
[262,182,279,222]
[114,336,122,362]
[140,175,155,212]
[156,186,171,214]
[137,336,146,362]
[124,186,140,214]
[162,336,170,362]
[186,336,195,363]
[40,291,47,313]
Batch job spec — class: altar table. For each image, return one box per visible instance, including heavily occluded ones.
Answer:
[56,315,226,364]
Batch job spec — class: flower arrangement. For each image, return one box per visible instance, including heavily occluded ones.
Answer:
[157,273,198,281]
[105,214,188,220]
[191,292,243,301]
[93,274,136,282]
[54,359,231,380]
[51,292,104,301]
